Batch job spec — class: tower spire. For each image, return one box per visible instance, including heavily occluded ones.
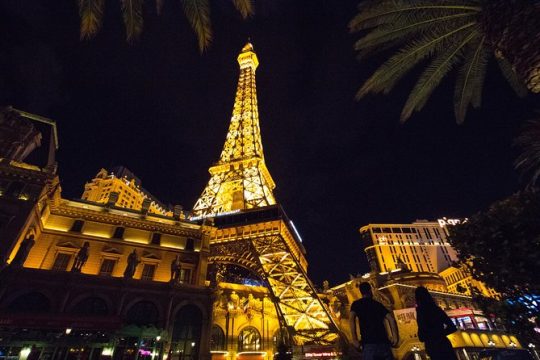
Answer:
[192,43,276,217]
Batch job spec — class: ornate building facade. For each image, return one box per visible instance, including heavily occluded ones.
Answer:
[0,43,531,360]
[0,44,342,360]
[82,167,174,216]
[0,108,213,360]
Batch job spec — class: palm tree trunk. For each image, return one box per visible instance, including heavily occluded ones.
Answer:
[481,0,540,93]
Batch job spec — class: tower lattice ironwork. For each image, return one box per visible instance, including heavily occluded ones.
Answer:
[193,43,276,217]
[193,43,340,345]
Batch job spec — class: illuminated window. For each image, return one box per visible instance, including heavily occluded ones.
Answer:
[238,327,261,352]
[141,264,156,281]
[52,253,72,271]
[99,259,116,276]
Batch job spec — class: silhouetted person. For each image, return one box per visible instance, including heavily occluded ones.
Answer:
[415,286,457,360]
[349,282,399,360]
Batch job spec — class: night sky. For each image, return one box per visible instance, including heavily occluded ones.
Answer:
[1,0,538,285]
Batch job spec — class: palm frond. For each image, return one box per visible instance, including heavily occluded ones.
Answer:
[78,0,105,40]
[181,0,212,51]
[358,21,476,99]
[231,0,254,19]
[400,30,477,122]
[514,118,540,187]
[354,12,476,53]
[121,0,144,43]
[349,0,481,32]
[496,56,528,98]
[454,37,490,123]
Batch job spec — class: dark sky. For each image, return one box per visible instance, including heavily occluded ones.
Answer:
[1,0,538,285]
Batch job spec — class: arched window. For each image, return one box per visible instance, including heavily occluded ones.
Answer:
[8,292,51,313]
[238,326,261,352]
[71,297,108,316]
[126,301,159,326]
[170,305,202,360]
[210,325,225,351]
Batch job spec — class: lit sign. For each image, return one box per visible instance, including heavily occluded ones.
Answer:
[437,217,468,228]
[305,352,339,358]
[190,209,241,221]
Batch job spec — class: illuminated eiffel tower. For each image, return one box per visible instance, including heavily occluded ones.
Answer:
[192,43,340,345]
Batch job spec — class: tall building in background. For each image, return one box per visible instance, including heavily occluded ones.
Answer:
[359,220,458,274]
[320,218,519,360]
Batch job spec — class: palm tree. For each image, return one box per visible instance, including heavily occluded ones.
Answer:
[514,116,540,187]
[349,0,540,123]
[78,0,253,50]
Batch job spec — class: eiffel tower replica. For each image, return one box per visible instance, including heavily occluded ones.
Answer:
[193,43,340,345]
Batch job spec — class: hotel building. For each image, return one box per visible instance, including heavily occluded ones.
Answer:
[360,220,458,274]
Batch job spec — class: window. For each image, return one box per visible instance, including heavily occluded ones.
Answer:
[185,238,195,251]
[210,326,225,351]
[238,327,261,352]
[113,227,125,239]
[171,305,202,360]
[141,264,156,281]
[180,268,191,284]
[126,301,159,326]
[52,253,72,271]
[70,220,84,232]
[151,233,161,246]
[99,259,116,276]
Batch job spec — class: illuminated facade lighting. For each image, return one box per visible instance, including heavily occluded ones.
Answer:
[193,43,276,216]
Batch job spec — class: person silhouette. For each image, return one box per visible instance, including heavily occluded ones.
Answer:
[349,282,399,360]
[415,286,457,360]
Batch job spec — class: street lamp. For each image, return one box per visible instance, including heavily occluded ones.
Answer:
[65,328,72,335]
